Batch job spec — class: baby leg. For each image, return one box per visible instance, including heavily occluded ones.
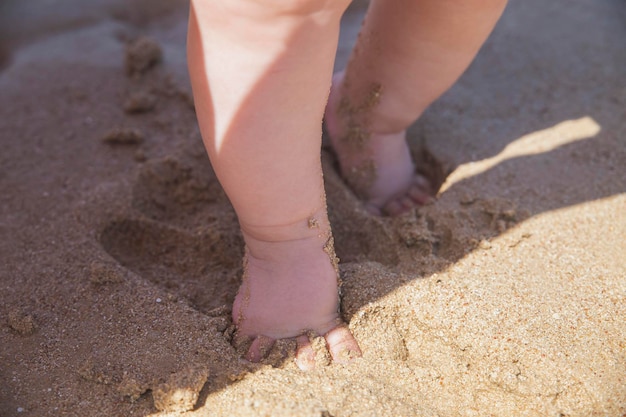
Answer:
[187,0,360,369]
[326,0,508,215]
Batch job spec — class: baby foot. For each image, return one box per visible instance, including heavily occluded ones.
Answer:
[325,73,434,216]
[232,210,361,370]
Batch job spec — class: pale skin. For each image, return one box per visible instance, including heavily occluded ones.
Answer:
[187,0,507,370]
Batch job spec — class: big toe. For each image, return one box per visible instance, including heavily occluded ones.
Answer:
[295,334,317,371]
[409,174,434,203]
[325,325,362,365]
[294,325,361,371]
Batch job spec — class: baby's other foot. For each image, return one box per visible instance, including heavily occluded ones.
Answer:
[325,73,435,216]
[232,211,361,370]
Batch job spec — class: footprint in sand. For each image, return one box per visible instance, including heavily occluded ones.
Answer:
[99,138,516,316]
[99,149,244,314]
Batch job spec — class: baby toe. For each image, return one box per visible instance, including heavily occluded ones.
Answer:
[382,198,405,216]
[408,183,434,205]
[246,334,276,362]
[295,334,316,371]
[400,196,414,210]
[325,325,362,365]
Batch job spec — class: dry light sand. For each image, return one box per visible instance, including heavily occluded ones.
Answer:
[1,0,625,416]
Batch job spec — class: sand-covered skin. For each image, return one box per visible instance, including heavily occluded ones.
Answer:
[1,0,625,416]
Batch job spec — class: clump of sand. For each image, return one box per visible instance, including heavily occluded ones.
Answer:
[125,36,162,77]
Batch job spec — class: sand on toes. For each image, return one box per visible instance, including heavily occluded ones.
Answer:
[324,73,434,216]
[231,213,361,369]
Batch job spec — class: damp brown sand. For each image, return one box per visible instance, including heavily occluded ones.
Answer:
[1,1,625,416]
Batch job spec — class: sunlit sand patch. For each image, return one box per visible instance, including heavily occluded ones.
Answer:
[440,116,602,193]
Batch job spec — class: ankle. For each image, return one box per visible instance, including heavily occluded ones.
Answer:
[326,72,425,138]
[239,207,331,248]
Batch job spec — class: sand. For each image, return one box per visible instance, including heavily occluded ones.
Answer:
[1,0,625,416]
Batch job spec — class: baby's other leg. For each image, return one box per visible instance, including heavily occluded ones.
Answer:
[326,0,508,215]
[187,0,360,369]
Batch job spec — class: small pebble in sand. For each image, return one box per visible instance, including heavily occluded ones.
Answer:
[152,367,209,412]
[124,91,157,114]
[101,128,144,145]
[125,36,162,77]
[89,261,124,285]
[308,331,332,367]
[7,310,37,336]
[117,375,147,402]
